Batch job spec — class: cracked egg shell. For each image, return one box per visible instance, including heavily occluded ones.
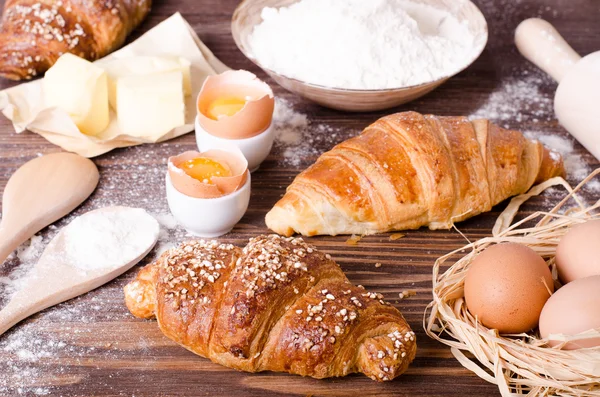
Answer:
[168,149,248,199]
[197,70,274,139]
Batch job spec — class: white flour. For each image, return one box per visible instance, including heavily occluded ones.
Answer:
[152,212,183,258]
[248,0,476,89]
[273,99,308,146]
[533,135,585,178]
[0,144,188,396]
[272,98,356,167]
[0,210,177,396]
[469,72,554,125]
[0,235,47,300]
[15,235,44,264]
[272,98,310,167]
[524,132,600,193]
[63,208,159,270]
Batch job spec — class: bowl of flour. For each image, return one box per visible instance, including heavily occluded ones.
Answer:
[232,0,488,112]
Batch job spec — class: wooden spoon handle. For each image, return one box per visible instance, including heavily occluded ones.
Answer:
[0,270,47,335]
[0,222,34,266]
[0,268,76,336]
[0,296,43,336]
[515,18,581,83]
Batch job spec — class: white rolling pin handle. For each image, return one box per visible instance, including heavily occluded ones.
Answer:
[515,18,581,83]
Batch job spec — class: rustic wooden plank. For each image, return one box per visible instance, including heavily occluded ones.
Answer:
[0,0,598,395]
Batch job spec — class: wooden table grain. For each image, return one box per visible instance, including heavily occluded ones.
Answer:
[0,0,598,396]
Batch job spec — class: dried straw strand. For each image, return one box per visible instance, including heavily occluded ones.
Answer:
[425,169,600,397]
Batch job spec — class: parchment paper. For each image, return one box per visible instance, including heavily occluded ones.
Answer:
[0,13,229,158]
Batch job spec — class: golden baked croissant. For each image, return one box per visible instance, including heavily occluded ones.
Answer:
[0,0,151,80]
[266,111,565,236]
[125,235,416,381]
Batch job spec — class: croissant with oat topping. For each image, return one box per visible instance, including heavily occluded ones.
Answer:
[124,235,416,381]
[0,0,151,80]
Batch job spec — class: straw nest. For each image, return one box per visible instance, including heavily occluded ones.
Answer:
[425,169,600,397]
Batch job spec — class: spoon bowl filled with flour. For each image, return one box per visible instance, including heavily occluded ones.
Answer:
[232,0,488,111]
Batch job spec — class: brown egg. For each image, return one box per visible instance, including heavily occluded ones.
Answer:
[464,243,554,334]
[539,275,600,350]
[556,220,600,283]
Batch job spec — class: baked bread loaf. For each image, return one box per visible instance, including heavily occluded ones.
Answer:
[125,235,416,381]
[266,111,565,236]
[0,0,151,80]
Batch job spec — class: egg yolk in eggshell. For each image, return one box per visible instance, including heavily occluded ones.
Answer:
[206,96,248,120]
[180,157,232,184]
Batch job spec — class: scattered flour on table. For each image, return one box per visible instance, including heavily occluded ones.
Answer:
[585,179,600,193]
[0,210,172,395]
[0,234,48,303]
[153,212,178,230]
[0,145,207,395]
[470,72,554,126]
[15,235,45,263]
[151,212,188,258]
[0,288,155,396]
[0,222,169,396]
[272,98,308,147]
[532,135,587,179]
[524,132,600,194]
[248,0,476,89]
[272,98,351,167]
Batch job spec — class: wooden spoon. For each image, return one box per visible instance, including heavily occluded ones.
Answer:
[0,152,99,265]
[0,206,159,336]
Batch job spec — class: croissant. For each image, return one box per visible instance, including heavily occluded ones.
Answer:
[125,235,416,381]
[266,111,565,237]
[0,0,151,80]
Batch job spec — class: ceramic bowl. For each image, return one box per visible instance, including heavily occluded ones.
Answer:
[232,0,488,112]
[195,116,274,172]
[166,173,251,237]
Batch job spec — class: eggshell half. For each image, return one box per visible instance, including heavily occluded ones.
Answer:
[464,243,554,334]
[556,220,600,283]
[197,70,274,139]
[539,275,600,350]
[168,149,248,199]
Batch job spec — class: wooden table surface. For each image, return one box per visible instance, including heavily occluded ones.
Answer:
[0,0,598,396]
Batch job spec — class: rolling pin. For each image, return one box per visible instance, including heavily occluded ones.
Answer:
[515,18,600,161]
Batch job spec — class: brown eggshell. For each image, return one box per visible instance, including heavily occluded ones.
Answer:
[556,220,600,283]
[197,70,274,139]
[539,275,600,350]
[464,243,554,334]
[168,149,248,199]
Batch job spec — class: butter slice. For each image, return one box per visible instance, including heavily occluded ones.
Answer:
[43,53,109,136]
[116,71,185,137]
[102,56,191,109]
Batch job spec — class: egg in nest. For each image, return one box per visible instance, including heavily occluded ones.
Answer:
[464,243,554,334]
